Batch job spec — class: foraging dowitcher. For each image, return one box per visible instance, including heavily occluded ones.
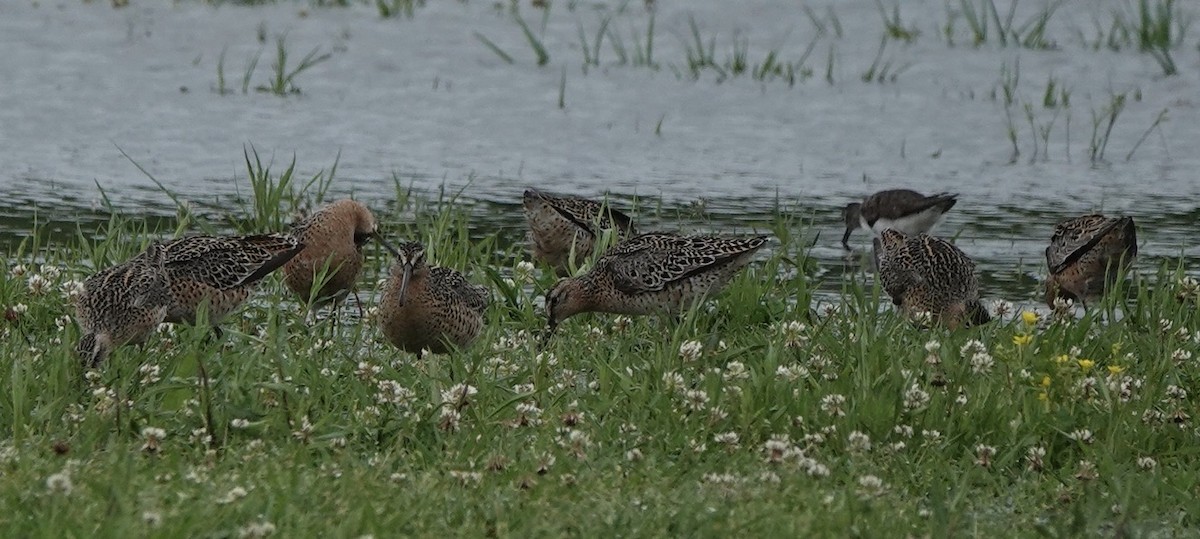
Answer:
[378,241,489,358]
[141,234,304,335]
[543,232,769,339]
[75,243,172,367]
[872,229,989,328]
[283,199,388,308]
[523,188,637,276]
[1044,214,1137,307]
[842,190,958,249]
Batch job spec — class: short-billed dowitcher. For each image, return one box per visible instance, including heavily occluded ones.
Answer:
[140,233,303,335]
[1044,214,1137,307]
[873,228,989,328]
[283,199,389,309]
[842,190,958,249]
[543,232,769,340]
[378,241,489,358]
[523,188,637,276]
[75,243,172,367]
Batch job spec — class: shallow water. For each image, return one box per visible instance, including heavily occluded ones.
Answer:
[2,0,1197,304]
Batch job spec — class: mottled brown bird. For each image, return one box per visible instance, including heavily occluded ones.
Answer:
[75,243,172,367]
[543,232,768,340]
[1044,215,1137,307]
[378,241,489,358]
[283,199,387,310]
[140,234,303,336]
[872,228,989,328]
[842,190,958,249]
[523,188,637,276]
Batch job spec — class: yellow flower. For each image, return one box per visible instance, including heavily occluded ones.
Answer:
[1021,311,1038,325]
[1013,334,1033,346]
[1107,365,1124,375]
[1054,354,1070,364]
[1037,391,1048,401]
[1040,375,1051,387]
[1078,359,1095,371]
[1111,343,1122,356]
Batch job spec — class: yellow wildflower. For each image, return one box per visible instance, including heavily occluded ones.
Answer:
[1078,359,1095,371]
[1054,354,1070,364]
[1040,375,1051,387]
[1013,334,1033,346]
[1107,365,1124,375]
[1037,391,1048,401]
[1021,311,1038,325]
[1111,343,1122,356]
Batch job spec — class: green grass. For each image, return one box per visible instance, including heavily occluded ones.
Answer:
[1,167,1199,535]
[256,35,332,97]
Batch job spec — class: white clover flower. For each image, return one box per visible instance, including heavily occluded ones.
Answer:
[1068,429,1095,444]
[903,384,930,411]
[682,389,709,412]
[142,511,162,527]
[847,431,872,453]
[1171,349,1193,363]
[238,520,276,538]
[775,364,810,381]
[1026,446,1046,472]
[440,384,478,406]
[1165,385,1188,400]
[8,264,27,278]
[722,361,749,382]
[678,340,703,362]
[970,352,994,374]
[974,444,996,468]
[989,299,1013,319]
[230,418,251,429]
[45,471,73,495]
[377,380,415,406]
[1137,456,1157,471]
[1075,460,1099,481]
[857,475,885,498]
[959,339,986,356]
[924,340,941,353]
[217,486,249,504]
[27,274,50,295]
[713,431,739,447]
[820,393,847,417]
[10,303,28,315]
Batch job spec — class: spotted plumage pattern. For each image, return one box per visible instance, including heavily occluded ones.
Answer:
[543,232,769,336]
[1044,214,1137,307]
[74,243,172,367]
[379,241,489,357]
[283,199,379,306]
[141,234,303,326]
[523,188,637,276]
[873,229,989,328]
[843,190,958,249]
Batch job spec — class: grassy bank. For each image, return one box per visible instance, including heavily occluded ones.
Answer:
[0,169,1197,536]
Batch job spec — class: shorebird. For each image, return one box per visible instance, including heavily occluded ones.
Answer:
[522,188,637,276]
[75,243,172,367]
[872,228,989,328]
[378,240,489,358]
[542,232,769,340]
[283,199,390,311]
[842,190,958,249]
[1044,214,1137,307]
[140,233,304,336]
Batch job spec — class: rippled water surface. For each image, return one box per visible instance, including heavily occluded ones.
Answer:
[2,0,1198,303]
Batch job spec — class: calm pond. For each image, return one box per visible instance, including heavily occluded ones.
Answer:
[2,0,1197,305]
